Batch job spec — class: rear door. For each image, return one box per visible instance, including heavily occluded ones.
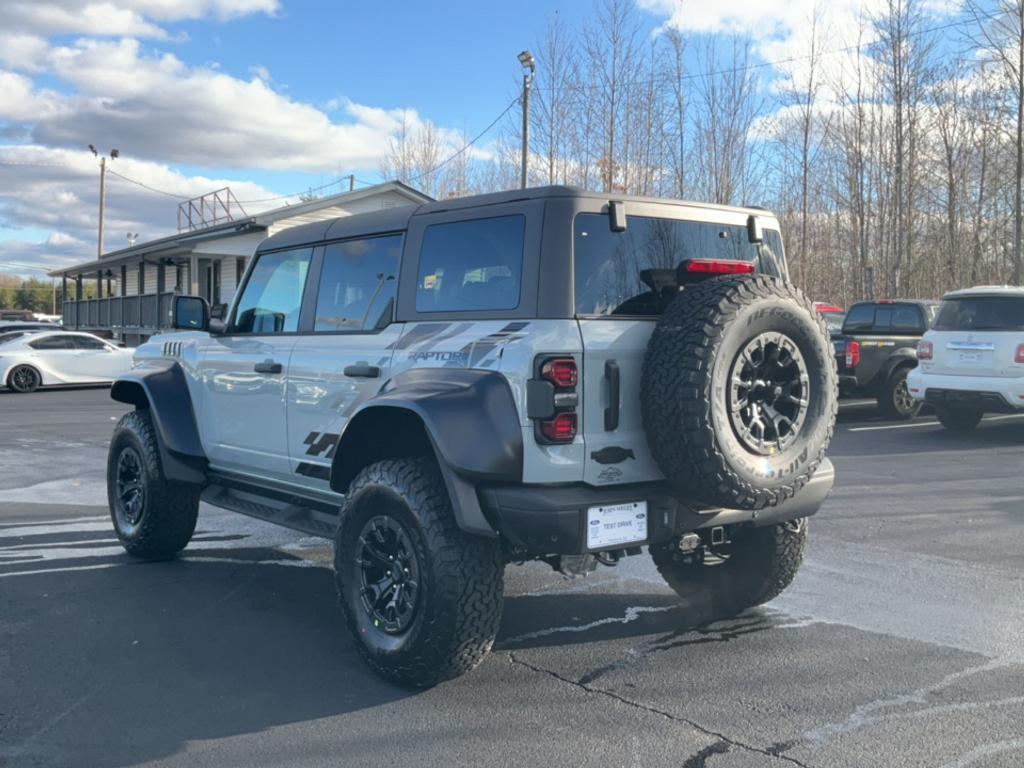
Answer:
[573,204,788,486]
[68,335,131,380]
[286,234,404,488]
[926,294,1024,378]
[199,246,314,480]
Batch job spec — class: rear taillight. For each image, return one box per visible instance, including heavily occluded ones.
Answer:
[541,358,578,388]
[534,356,578,444]
[681,259,756,275]
[540,412,577,442]
[917,340,933,361]
[1016,344,1024,364]
[845,340,860,368]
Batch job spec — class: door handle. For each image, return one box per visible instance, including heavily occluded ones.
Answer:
[604,359,620,431]
[254,359,283,374]
[344,364,380,378]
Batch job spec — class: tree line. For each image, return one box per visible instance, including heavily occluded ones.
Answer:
[383,0,1024,304]
[0,275,78,313]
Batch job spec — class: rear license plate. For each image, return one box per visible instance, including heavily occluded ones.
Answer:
[959,352,982,364]
[587,501,648,550]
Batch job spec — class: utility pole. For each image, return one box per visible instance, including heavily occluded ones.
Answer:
[89,145,119,258]
[518,51,536,190]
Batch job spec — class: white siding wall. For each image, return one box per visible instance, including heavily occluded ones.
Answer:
[143,264,160,295]
[220,255,246,305]
[124,265,138,296]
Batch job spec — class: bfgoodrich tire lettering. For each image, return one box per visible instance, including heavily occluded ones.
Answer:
[107,409,200,559]
[335,457,504,688]
[641,276,837,510]
[651,520,808,619]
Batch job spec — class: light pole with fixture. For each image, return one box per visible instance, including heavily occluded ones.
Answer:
[518,50,535,190]
[89,145,120,259]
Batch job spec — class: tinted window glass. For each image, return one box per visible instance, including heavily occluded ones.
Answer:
[842,304,875,332]
[416,216,524,313]
[29,335,76,350]
[573,214,786,316]
[315,235,402,332]
[232,248,312,334]
[0,331,26,345]
[891,305,923,332]
[933,296,1024,331]
[822,312,845,334]
[73,336,107,350]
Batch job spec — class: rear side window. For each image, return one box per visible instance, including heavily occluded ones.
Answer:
[933,296,1024,331]
[573,214,786,317]
[28,335,76,350]
[415,216,524,313]
[72,336,108,350]
[314,235,402,332]
[232,248,313,334]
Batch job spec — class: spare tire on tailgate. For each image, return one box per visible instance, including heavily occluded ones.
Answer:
[641,275,837,510]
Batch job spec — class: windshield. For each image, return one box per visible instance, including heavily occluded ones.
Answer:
[573,213,787,317]
[932,296,1024,331]
[822,312,845,333]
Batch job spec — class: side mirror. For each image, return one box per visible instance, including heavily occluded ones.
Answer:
[747,214,764,244]
[173,295,209,331]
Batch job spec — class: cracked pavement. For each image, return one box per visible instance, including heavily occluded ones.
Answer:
[1,389,1023,767]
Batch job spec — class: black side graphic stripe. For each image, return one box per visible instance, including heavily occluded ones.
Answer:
[304,432,339,458]
[389,323,452,350]
[295,462,330,480]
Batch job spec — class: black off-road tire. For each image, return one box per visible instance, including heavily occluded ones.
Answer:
[642,276,837,510]
[651,520,808,619]
[878,365,921,420]
[935,405,983,432]
[7,364,42,393]
[107,409,200,559]
[335,457,504,688]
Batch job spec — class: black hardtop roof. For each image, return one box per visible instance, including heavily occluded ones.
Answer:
[257,185,777,252]
[848,299,939,308]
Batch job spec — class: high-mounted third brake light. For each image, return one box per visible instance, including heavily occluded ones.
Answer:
[681,259,756,275]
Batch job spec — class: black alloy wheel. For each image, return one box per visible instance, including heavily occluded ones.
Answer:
[113,446,146,530]
[355,515,421,635]
[728,331,810,455]
[8,365,41,393]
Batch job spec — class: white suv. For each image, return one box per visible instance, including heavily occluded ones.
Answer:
[908,286,1024,430]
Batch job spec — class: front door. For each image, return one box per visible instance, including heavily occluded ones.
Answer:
[199,246,314,480]
[286,234,404,491]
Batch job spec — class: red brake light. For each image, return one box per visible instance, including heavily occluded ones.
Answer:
[540,412,577,442]
[541,358,577,388]
[845,340,860,368]
[917,340,933,361]
[682,259,756,275]
[1016,344,1024,364]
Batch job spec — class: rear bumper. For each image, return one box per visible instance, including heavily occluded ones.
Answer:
[479,459,835,556]
[906,370,1024,412]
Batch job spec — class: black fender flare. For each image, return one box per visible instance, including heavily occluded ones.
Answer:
[878,349,918,385]
[331,368,524,537]
[110,362,207,484]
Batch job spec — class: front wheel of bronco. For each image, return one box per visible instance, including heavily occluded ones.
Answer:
[107,410,200,559]
[651,521,808,620]
[335,457,504,688]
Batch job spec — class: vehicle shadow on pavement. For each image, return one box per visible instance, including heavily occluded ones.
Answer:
[0,552,412,768]
[496,592,780,652]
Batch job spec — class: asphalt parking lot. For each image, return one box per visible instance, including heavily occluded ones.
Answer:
[1,388,1023,768]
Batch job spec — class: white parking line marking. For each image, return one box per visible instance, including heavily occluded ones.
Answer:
[847,413,1024,432]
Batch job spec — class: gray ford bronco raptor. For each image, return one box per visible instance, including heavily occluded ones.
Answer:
[105,187,837,687]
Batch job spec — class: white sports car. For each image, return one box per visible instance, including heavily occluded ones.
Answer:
[0,331,134,393]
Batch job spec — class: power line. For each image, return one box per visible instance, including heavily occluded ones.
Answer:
[106,169,190,200]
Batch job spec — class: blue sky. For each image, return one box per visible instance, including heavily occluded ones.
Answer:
[0,0,967,274]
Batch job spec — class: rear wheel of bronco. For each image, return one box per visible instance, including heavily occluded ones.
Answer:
[335,457,504,688]
[878,366,921,420]
[651,521,808,619]
[935,405,983,432]
[642,276,837,510]
[107,410,200,559]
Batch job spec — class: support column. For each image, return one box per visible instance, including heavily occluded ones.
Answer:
[189,253,199,296]
[75,275,82,330]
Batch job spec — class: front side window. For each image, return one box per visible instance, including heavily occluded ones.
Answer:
[416,215,524,313]
[29,335,76,350]
[314,235,402,332]
[573,213,786,317]
[232,248,313,334]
